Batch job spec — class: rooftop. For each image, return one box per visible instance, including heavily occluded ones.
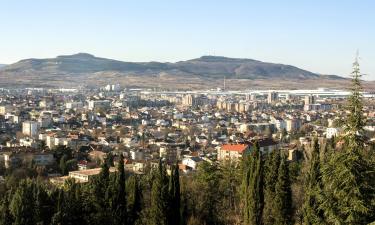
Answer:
[221,144,248,153]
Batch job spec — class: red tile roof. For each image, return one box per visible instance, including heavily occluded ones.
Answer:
[221,144,248,153]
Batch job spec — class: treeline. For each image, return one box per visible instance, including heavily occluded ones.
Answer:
[0,154,183,225]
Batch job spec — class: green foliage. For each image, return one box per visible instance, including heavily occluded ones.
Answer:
[168,163,181,225]
[10,179,36,225]
[303,138,325,225]
[318,58,375,224]
[112,154,127,225]
[127,175,142,225]
[190,161,221,224]
[0,195,13,225]
[273,155,293,225]
[53,145,73,162]
[59,155,68,175]
[150,160,170,225]
[242,143,264,225]
[263,150,281,225]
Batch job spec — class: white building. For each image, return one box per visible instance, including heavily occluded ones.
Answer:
[22,121,39,137]
[182,157,203,170]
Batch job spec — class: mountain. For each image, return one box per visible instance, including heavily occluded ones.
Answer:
[0,53,338,79]
[0,64,6,68]
[0,53,362,90]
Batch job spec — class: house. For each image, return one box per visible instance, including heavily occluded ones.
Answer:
[217,144,249,161]
[182,156,204,170]
[68,167,116,183]
[0,148,54,168]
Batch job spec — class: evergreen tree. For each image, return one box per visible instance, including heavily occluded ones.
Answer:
[303,138,324,225]
[242,143,264,225]
[10,180,35,225]
[168,163,181,225]
[59,155,68,175]
[34,182,53,225]
[0,195,13,225]
[127,175,142,225]
[273,155,292,225]
[88,161,112,225]
[150,160,169,225]
[320,57,375,224]
[263,150,281,225]
[51,189,64,225]
[112,154,127,225]
[194,161,221,224]
[61,179,86,225]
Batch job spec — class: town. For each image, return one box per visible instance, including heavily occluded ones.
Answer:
[0,85,374,180]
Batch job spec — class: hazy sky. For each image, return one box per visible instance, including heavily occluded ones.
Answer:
[0,0,374,79]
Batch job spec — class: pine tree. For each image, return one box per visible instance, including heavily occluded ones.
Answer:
[273,155,292,225]
[320,56,375,224]
[168,163,181,225]
[112,154,127,225]
[263,150,281,225]
[243,142,264,225]
[150,160,169,225]
[303,138,324,224]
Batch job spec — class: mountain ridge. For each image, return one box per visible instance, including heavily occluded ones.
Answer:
[0,53,344,79]
[0,53,364,90]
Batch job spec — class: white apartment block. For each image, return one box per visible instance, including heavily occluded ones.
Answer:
[22,121,39,137]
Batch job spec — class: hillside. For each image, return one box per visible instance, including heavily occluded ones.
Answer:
[0,53,366,90]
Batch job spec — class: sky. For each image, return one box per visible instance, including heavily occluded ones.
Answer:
[0,0,374,79]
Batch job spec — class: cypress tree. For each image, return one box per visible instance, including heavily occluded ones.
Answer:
[150,160,169,225]
[263,150,281,225]
[320,57,375,224]
[303,138,324,224]
[168,163,181,225]
[273,155,292,225]
[242,150,252,224]
[127,175,142,225]
[60,155,68,175]
[243,142,264,225]
[113,154,127,225]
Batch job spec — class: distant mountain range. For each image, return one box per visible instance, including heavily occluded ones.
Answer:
[0,64,6,68]
[0,53,369,90]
